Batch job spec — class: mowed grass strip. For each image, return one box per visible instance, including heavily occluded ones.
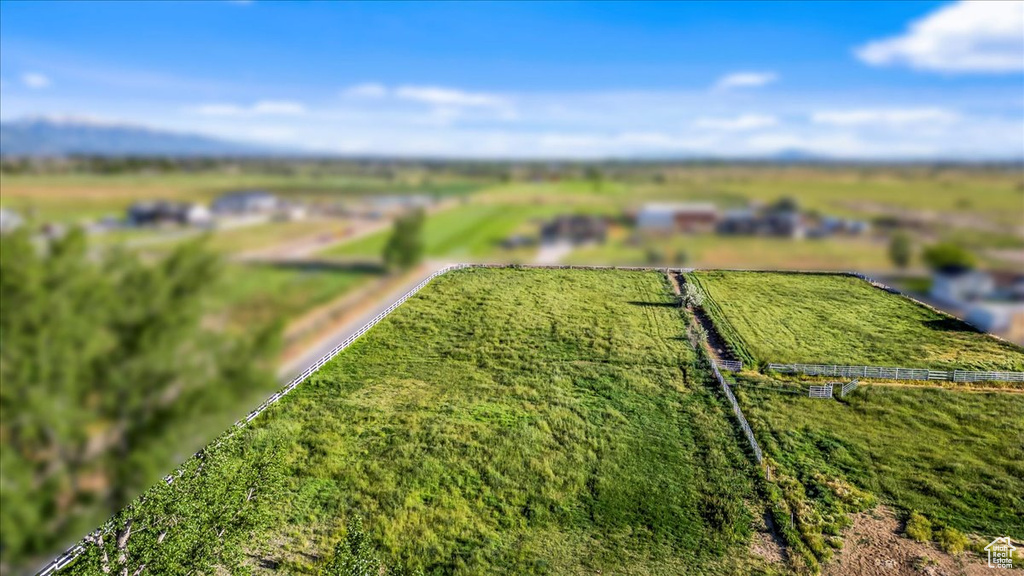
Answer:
[245,268,765,574]
[322,203,566,260]
[737,383,1024,542]
[688,271,1024,371]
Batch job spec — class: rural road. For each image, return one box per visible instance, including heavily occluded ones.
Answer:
[277,260,450,381]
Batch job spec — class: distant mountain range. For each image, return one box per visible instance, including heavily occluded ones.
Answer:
[0,117,282,157]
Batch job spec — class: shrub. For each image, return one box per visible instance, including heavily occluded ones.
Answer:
[905,511,932,543]
[934,526,967,555]
[681,283,705,308]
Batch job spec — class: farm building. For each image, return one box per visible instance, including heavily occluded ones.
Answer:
[211,190,279,215]
[716,206,806,238]
[540,214,607,245]
[127,201,211,227]
[636,203,719,233]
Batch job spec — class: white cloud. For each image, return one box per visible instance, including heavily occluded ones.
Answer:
[190,100,306,117]
[713,72,778,91]
[695,114,779,131]
[341,83,388,98]
[811,107,959,126]
[22,73,51,89]
[251,101,305,115]
[394,85,508,108]
[856,1,1024,73]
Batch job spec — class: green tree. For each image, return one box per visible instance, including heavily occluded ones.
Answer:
[0,229,279,571]
[888,232,913,269]
[921,242,976,270]
[382,209,425,271]
[584,166,604,191]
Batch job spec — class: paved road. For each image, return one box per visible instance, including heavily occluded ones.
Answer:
[277,261,450,380]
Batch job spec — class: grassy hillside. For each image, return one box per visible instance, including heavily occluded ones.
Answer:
[687,271,1024,371]
[64,268,773,575]
[735,378,1024,564]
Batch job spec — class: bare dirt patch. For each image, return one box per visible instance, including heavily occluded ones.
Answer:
[823,506,995,576]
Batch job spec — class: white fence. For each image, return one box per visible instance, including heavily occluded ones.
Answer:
[952,370,1024,383]
[768,363,1023,383]
[839,379,860,398]
[709,360,763,464]
[35,264,469,576]
[808,384,833,399]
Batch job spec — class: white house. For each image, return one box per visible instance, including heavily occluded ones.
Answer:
[930,266,995,306]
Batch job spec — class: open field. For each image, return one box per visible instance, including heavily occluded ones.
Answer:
[0,172,482,222]
[570,235,893,270]
[734,378,1024,565]
[321,202,586,261]
[64,269,775,575]
[211,263,379,330]
[686,270,1024,370]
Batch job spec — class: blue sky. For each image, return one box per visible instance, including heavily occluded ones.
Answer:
[1,1,1022,158]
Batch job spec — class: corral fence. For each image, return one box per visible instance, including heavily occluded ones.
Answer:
[710,360,763,464]
[768,363,1024,383]
[716,359,743,372]
[35,264,470,576]
[808,383,833,399]
[839,379,860,398]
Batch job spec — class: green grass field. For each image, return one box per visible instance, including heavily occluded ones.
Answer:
[211,263,377,329]
[67,268,776,575]
[687,271,1024,370]
[569,236,892,270]
[0,172,483,223]
[734,379,1024,564]
[322,202,572,260]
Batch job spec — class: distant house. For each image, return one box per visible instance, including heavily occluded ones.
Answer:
[636,203,719,234]
[930,266,995,306]
[211,190,278,215]
[541,215,607,245]
[0,208,23,233]
[127,201,211,227]
[717,209,759,235]
[716,206,805,238]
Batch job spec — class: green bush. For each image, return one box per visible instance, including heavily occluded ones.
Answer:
[905,511,932,543]
[934,526,967,555]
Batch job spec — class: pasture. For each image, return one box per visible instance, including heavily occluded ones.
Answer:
[321,202,581,261]
[212,263,378,330]
[65,268,774,575]
[735,379,1024,563]
[569,235,892,270]
[687,270,1024,371]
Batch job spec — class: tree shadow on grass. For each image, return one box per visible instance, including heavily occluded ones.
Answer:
[627,301,678,308]
[923,317,980,333]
